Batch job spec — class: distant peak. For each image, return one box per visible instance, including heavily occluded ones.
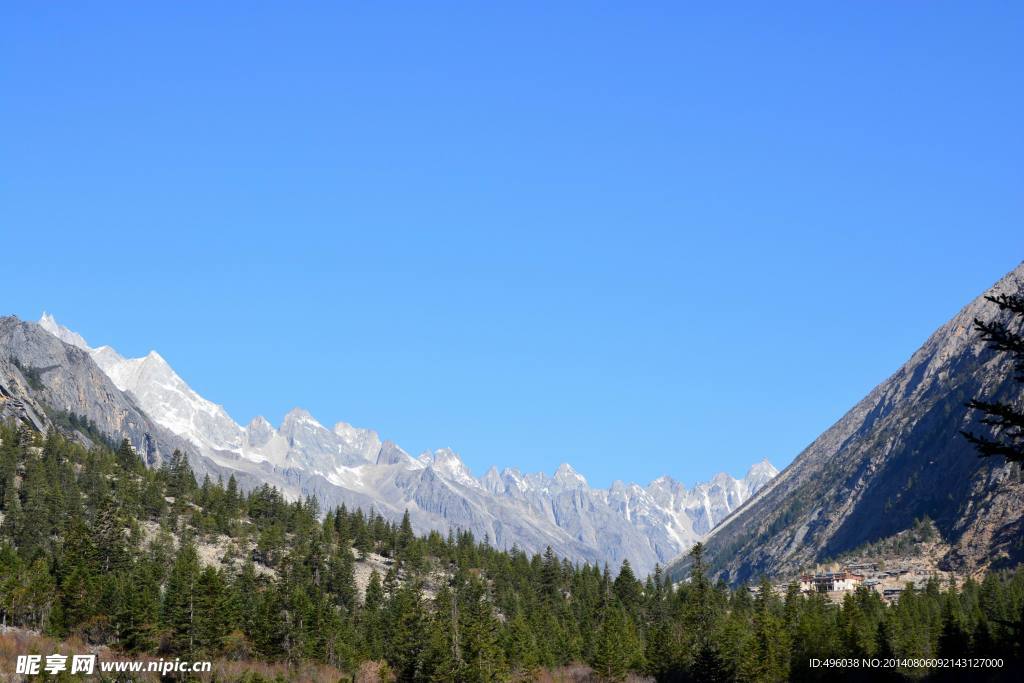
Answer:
[648,474,683,491]
[90,345,125,365]
[554,462,588,488]
[745,459,779,477]
[245,415,277,447]
[425,448,477,484]
[431,447,463,464]
[281,407,322,430]
[37,311,90,350]
[144,350,167,364]
[501,467,523,480]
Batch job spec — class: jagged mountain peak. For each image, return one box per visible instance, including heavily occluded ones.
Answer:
[422,448,480,488]
[91,345,125,365]
[482,466,502,492]
[38,311,90,350]
[245,415,277,448]
[744,459,779,485]
[143,349,168,365]
[375,440,413,466]
[281,406,319,426]
[554,462,588,488]
[249,415,273,429]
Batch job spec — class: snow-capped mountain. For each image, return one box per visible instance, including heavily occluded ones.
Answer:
[37,312,777,574]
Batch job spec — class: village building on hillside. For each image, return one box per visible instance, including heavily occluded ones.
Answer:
[799,571,864,593]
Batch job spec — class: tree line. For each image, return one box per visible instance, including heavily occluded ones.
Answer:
[1,424,1022,681]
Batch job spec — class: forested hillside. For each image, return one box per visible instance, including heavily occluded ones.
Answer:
[1,423,1022,682]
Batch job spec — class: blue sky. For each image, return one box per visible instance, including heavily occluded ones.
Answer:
[3,3,1022,488]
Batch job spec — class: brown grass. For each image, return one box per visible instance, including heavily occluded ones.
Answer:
[0,630,350,682]
[1,631,654,682]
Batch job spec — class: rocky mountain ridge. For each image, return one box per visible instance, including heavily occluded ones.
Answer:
[668,262,1024,584]
[0,313,780,575]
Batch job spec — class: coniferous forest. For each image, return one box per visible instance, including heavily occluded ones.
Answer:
[0,423,1022,682]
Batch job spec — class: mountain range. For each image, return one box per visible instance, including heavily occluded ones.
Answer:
[0,313,778,574]
[6,260,1023,583]
[668,261,1024,584]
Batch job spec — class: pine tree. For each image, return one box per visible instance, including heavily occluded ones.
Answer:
[458,576,506,681]
[750,576,791,681]
[591,604,643,682]
[116,562,160,652]
[387,579,427,680]
[361,569,387,660]
[115,438,141,472]
[938,586,970,659]
[94,496,129,573]
[398,509,415,551]
[503,605,538,676]
[194,566,229,656]
[540,546,561,605]
[24,557,56,630]
[962,289,1024,462]
[612,559,641,610]
[327,545,357,611]
[682,543,728,681]
[0,434,18,511]
[161,535,201,655]
[164,449,197,500]
[15,455,52,559]
[421,583,463,682]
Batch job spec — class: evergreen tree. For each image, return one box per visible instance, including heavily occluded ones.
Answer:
[161,535,201,655]
[749,576,791,681]
[503,605,538,677]
[194,566,229,656]
[361,569,386,660]
[164,449,197,500]
[458,576,506,681]
[387,579,427,680]
[962,289,1024,462]
[115,438,141,472]
[612,559,641,611]
[116,561,160,652]
[421,584,463,682]
[591,604,642,682]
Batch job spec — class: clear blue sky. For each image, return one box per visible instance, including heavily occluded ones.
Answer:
[3,3,1022,488]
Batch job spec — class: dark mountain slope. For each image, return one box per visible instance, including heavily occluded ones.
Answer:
[668,262,1024,584]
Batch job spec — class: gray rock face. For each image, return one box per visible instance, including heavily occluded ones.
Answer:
[16,313,778,575]
[667,262,1024,585]
[2,317,172,464]
[0,317,270,492]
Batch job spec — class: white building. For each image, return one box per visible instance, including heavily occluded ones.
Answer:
[800,572,864,593]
